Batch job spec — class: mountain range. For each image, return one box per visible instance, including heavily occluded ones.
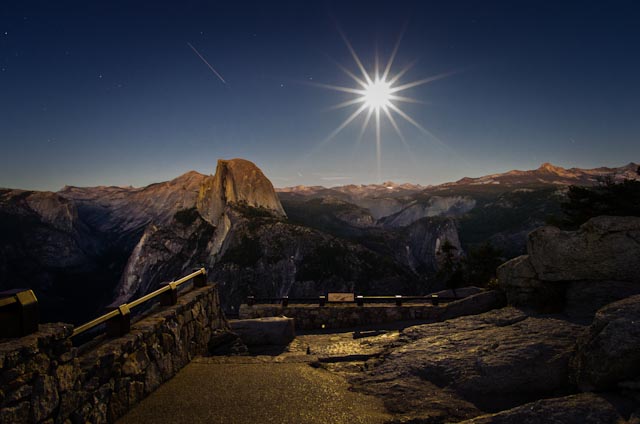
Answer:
[1,160,637,323]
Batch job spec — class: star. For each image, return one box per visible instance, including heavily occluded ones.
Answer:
[311,28,456,181]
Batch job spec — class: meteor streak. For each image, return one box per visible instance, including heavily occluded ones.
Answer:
[187,42,226,84]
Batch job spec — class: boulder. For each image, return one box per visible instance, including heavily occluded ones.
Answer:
[458,393,624,424]
[229,317,295,346]
[571,295,640,391]
[440,290,506,321]
[497,255,564,310]
[352,307,584,417]
[498,217,640,315]
[528,216,640,283]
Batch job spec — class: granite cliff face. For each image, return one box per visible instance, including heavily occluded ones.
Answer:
[197,158,286,225]
[113,158,287,306]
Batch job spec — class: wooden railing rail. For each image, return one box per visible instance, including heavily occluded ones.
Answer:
[71,268,207,338]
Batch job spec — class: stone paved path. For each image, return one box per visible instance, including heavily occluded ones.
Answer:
[117,329,398,424]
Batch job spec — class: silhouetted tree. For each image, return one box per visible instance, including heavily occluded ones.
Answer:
[436,240,464,297]
[560,176,640,229]
[463,243,503,287]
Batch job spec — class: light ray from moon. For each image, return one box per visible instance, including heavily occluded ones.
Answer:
[314,29,456,182]
[187,42,226,84]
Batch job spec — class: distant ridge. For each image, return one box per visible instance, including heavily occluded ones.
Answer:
[279,162,639,194]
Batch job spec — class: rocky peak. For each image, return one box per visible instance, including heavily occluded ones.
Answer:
[537,162,565,174]
[197,158,286,224]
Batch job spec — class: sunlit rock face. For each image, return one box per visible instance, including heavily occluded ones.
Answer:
[114,158,287,305]
[59,170,207,234]
[197,158,286,225]
[350,307,584,422]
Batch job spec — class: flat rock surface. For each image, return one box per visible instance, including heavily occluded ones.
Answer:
[350,307,585,421]
[458,393,624,424]
[117,361,391,424]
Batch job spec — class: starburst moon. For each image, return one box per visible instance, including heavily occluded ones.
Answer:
[314,29,455,182]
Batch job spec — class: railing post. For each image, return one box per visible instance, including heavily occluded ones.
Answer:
[319,295,326,307]
[282,296,289,307]
[395,295,403,306]
[160,282,178,306]
[0,289,39,338]
[106,304,131,337]
[356,295,364,307]
[192,268,207,287]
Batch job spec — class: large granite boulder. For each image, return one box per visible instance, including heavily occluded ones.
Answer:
[498,216,640,316]
[497,256,549,307]
[229,317,295,346]
[571,295,640,391]
[528,216,640,282]
[458,393,624,424]
[350,307,584,421]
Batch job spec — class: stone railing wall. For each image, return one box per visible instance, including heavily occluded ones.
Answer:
[238,290,506,330]
[0,285,226,424]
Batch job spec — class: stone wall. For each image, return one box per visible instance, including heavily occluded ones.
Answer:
[0,285,226,424]
[239,291,506,330]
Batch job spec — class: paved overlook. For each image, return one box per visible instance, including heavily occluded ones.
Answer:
[117,330,396,424]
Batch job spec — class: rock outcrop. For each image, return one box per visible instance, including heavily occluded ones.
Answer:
[527,216,640,283]
[197,158,286,225]
[395,217,462,274]
[60,170,207,234]
[458,393,624,424]
[570,294,640,391]
[351,307,584,421]
[113,158,287,305]
[498,216,640,317]
[380,195,476,228]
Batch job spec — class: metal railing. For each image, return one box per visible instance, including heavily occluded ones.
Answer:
[71,268,207,338]
[246,294,458,307]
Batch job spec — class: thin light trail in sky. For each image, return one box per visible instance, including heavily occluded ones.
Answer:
[187,42,226,84]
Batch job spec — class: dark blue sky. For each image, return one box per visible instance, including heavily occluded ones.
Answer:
[1,0,639,190]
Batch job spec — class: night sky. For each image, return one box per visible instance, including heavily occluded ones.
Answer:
[1,1,639,191]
